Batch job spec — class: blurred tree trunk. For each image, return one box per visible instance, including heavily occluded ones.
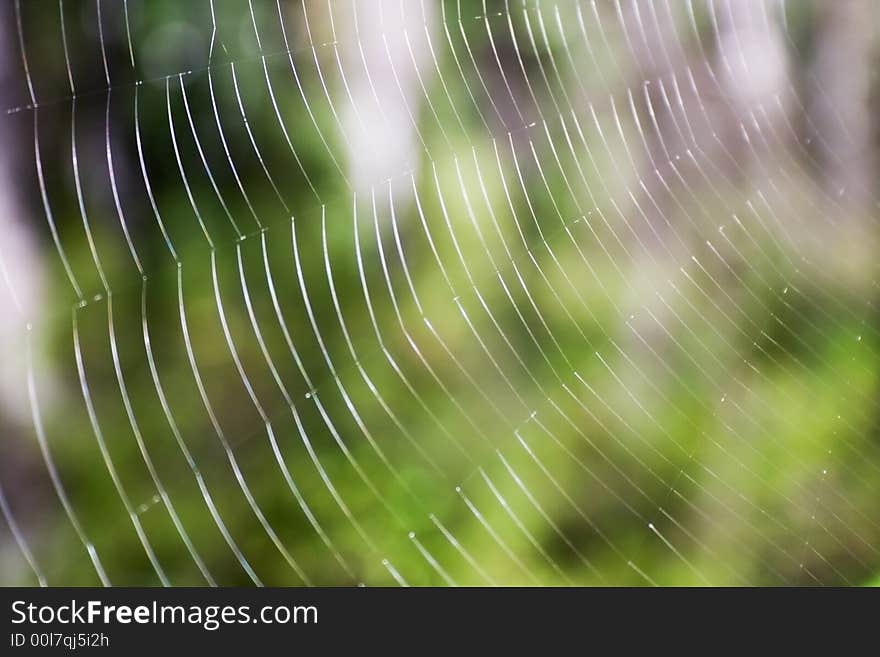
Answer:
[0,6,51,431]
[625,0,789,254]
[323,0,435,200]
[0,1,53,578]
[807,0,876,216]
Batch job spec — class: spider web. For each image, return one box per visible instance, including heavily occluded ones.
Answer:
[1,0,879,586]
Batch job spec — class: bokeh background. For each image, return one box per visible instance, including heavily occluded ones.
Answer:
[1,0,879,586]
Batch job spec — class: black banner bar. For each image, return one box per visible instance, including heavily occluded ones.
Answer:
[0,587,871,652]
